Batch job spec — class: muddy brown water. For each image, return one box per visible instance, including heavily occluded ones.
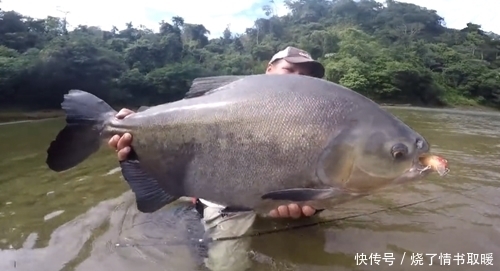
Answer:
[0,107,498,271]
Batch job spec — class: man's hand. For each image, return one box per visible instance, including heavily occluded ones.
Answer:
[108,108,135,161]
[268,204,317,219]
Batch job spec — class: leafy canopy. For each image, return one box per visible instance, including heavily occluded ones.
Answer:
[0,0,499,109]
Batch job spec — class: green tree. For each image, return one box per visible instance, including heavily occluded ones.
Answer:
[0,0,498,110]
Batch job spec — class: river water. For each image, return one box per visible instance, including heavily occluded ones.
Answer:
[0,107,498,271]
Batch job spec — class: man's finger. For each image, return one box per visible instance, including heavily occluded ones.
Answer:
[268,209,279,218]
[301,206,316,217]
[277,205,290,218]
[287,204,302,219]
[116,108,135,119]
[108,135,119,149]
[117,147,130,161]
[117,133,132,150]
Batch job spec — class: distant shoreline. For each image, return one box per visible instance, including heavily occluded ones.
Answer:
[0,110,65,123]
[0,104,497,123]
[378,103,499,112]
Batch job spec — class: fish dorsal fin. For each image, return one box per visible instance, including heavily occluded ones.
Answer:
[137,106,150,112]
[184,75,247,99]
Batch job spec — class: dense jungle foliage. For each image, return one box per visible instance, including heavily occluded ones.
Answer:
[1,0,499,110]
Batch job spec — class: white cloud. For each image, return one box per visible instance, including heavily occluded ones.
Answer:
[392,0,499,33]
[1,0,498,39]
[0,0,277,38]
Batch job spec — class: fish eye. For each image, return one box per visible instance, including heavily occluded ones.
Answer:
[415,138,424,149]
[391,143,408,159]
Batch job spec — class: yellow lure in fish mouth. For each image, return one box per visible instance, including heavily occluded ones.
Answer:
[418,154,450,176]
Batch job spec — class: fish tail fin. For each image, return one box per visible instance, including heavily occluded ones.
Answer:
[46,90,117,172]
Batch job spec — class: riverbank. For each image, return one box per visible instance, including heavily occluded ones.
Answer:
[378,103,499,113]
[1,103,498,123]
[0,110,65,123]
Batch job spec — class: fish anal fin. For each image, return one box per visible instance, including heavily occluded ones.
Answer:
[220,206,254,215]
[261,188,341,202]
[119,160,179,213]
[126,148,139,161]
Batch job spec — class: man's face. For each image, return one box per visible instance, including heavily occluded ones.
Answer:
[266,59,316,77]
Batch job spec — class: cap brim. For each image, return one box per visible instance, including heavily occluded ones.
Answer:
[284,57,325,78]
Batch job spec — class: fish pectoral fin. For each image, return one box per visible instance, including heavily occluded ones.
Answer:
[220,206,254,215]
[120,160,179,213]
[261,188,340,202]
[184,75,247,98]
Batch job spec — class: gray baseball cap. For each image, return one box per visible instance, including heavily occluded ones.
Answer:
[269,46,325,78]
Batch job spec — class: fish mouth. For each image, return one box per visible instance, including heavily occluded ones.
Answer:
[416,154,433,173]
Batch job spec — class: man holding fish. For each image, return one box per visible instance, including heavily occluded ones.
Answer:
[107,46,327,270]
[46,43,448,271]
[109,46,324,220]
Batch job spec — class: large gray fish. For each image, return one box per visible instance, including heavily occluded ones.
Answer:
[46,74,448,215]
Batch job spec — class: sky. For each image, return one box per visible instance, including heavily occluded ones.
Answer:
[1,0,498,38]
